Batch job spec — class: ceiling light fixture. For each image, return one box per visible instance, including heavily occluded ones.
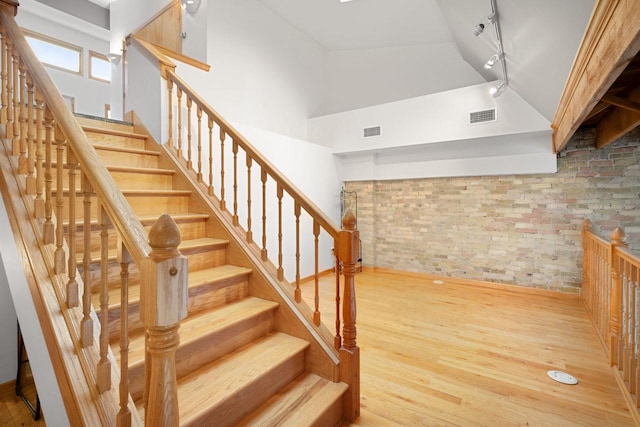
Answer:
[475,0,508,97]
[181,0,201,14]
[483,53,503,69]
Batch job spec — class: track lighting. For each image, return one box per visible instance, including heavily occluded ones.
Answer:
[473,13,495,37]
[483,53,503,70]
[181,0,201,14]
[489,81,506,97]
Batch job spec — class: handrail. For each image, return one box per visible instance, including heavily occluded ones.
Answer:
[0,3,189,425]
[166,69,341,240]
[0,8,151,265]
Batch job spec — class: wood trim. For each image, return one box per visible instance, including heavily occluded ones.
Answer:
[551,0,640,153]
[153,43,210,72]
[130,0,181,37]
[596,87,640,148]
[372,267,582,300]
[611,365,640,426]
[299,268,333,285]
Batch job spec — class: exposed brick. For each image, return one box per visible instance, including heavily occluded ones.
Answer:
[346,127,640,293]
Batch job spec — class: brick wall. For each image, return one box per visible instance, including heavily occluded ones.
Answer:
[344,127,640,293]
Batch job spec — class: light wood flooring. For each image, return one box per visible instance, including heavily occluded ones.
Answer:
[303,269,636,427]
[0,380,44,427]
[2,269,635,426]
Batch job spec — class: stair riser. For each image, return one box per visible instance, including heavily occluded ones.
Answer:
[96,149,160,169]
[52,170,173,193]
[57,193,192,221]
[188,276,250,315]
[84,132,146,150]
[183,246,227,270]
[128,308,277,402]
[76,117,135,133]
[183,350,307,427]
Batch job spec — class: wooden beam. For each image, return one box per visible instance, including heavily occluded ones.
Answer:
[596,87,640,148]
[551,0,640,153]
[601,93,640,113]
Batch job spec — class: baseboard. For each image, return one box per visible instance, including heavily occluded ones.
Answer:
[371,267,581,300]
[611,366,640,426]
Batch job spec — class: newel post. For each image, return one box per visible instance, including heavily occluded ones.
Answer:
[582,220,592,304]
[336,210,360,421]
[609,226,627,367]
[140,214,188,427]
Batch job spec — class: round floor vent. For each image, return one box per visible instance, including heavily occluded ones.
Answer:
[547,370,578,385]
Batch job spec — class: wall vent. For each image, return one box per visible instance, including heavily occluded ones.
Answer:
[469,108,497,124]
[364,126,381,137]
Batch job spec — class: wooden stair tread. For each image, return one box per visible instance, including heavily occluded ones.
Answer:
[93,144,159,157]
[180,237,228,251]
[105,165,175,175]
[81,125,148,140]
[66,212,210,228]
[122,296,279,366]
[237,373,348,427]
[52,188,191,196]
[152,333,309,425]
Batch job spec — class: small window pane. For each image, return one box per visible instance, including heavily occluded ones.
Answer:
[26,36,81,74]
[90,53,111,82]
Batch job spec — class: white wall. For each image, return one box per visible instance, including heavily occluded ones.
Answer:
[182,0,208,63]
[16,5,111,118]
[0,241,17,384]
[316,43,484,117]
[176,0,325,141]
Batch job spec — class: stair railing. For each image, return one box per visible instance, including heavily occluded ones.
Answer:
[129,35,361,420]
[0,2,188,426]
[582,220,640,416]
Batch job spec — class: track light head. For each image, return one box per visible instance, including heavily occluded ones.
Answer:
[483,53,503,70]
[489,81,507,97]
[473,23,485,37]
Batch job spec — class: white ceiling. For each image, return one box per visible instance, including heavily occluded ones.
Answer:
[257,0,596,120]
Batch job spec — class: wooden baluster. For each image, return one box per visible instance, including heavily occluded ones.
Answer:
[628,260,636,393]
[583,221,591,312]
[167,78,173,149]
[54,125,66,274]
[186,97,193,169]
[623,259,630,380]
[1,32,6,124]
[260,168,267,261]
[337,210,360,421]
[33,89,45,218]
[610,227,627,367]
[11,48,18,155]
[294,202,301,302]
[196,105,203,182]
[141,214,188,427]
[176,87,183,158]
[97,204,111,393]
[80,173,94,347]
[17,60,26,168]
[117,245,132,427]
[276,184,284,281]
[5,39,14,142]
[246,156,252,242]
[335,254,342,350]
[219,129,226,211]
[207,117,213,195]
[42,107,54,244]
[66,148,79,308]
[25,74,35,194]
[232,140,238,226]
[313,219,320,326]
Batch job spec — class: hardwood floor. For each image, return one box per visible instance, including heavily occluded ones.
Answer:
[0,380,44,427]
[304,269,636,426]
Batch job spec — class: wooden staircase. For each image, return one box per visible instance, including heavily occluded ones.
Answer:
[73,116,348,426]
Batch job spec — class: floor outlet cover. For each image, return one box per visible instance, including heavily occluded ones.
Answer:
[547,370,578,385]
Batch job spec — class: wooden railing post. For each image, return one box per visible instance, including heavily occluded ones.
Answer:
[582,220,592,311]
[336,210,360,422]
[140,214,188,427]
[610,226,627,367]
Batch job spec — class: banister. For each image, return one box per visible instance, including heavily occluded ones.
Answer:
[166,69,341,239]
[0,9,151,265]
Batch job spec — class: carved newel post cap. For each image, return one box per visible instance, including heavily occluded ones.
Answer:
[149,213,181,258]
[611,227,626,245]
[583,219,592,231]
[342,210,356,231]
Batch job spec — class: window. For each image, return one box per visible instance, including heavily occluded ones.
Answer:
[23,30,82,75]
[89,51,111,82]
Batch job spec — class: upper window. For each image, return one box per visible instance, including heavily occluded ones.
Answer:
[89,51,110,82]
[24,30,82,75]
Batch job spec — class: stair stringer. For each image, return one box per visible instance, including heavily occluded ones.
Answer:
[126,112,342,383]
